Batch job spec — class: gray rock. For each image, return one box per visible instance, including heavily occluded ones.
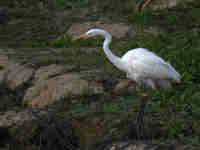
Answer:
[113,79,136,95]
[0,110,34,127]
[68,22,131,39]
[0,52,104,108]
[0,55,35,90]
[6,64,35,90]
[140,0,195,11]
[34,64,65,82]
[0,110,79,150]
[23,73,104,108]
[89,82,104,95]
[102,141,189,150]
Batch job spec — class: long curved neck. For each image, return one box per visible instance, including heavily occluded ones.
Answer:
[103,35,127,72]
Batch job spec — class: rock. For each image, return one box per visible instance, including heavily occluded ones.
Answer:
[34,64,65,82]
[100,141,190,150]
[0,110,79,150]
[0,55,35,90]
[144,26,163,37]
[128,25,163,40]
[79,47,100,55]
[100,141,148,150]
[68,22,131,39]
[80,69,105,81]
[23,73,103,108]
[24,64,105,108]
[6,64,35,90]
[150,0,180,10]
[0,54,104,108]
[89,82,104,95]
[140,0,195,11]
[0,110,34,127]
[113,79,136,95]
[0,55,9,67]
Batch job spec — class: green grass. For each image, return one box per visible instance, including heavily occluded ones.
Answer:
[1,1,200,149]
[0,83,23,111]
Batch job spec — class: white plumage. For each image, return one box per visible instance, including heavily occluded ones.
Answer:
[75,29,180,89]
[121,48,180,88]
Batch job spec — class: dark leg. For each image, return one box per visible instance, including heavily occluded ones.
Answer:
[135,93,149,139]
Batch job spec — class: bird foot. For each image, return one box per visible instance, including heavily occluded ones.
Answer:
[142,93,148,97]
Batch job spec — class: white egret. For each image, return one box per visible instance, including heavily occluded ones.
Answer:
[74,29,180,139]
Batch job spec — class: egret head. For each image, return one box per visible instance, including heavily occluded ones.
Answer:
[73,29,111,41]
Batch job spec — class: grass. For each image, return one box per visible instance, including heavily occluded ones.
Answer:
[1,1,200,149]
[0,83,23,111]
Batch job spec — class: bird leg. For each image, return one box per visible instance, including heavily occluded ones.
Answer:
[135,91,149,139]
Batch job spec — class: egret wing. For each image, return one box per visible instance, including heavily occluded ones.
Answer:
[126,49,180,81]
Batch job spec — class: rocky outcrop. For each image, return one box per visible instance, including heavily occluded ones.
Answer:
[0,54,139,108]
[137,0,195,11]
[99,141,189,150]
[23,73,90,107]
[6,64,34,90]
[23,72,105,107]
[0,109,80,150]
[68,22,131,39]
[0,110,33,127]
[34,64,65,82]
[0,51,106,108]
[0,55,35,90]
[113,79,136,95]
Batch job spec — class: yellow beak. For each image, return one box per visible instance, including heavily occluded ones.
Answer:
[72,33,88,41]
